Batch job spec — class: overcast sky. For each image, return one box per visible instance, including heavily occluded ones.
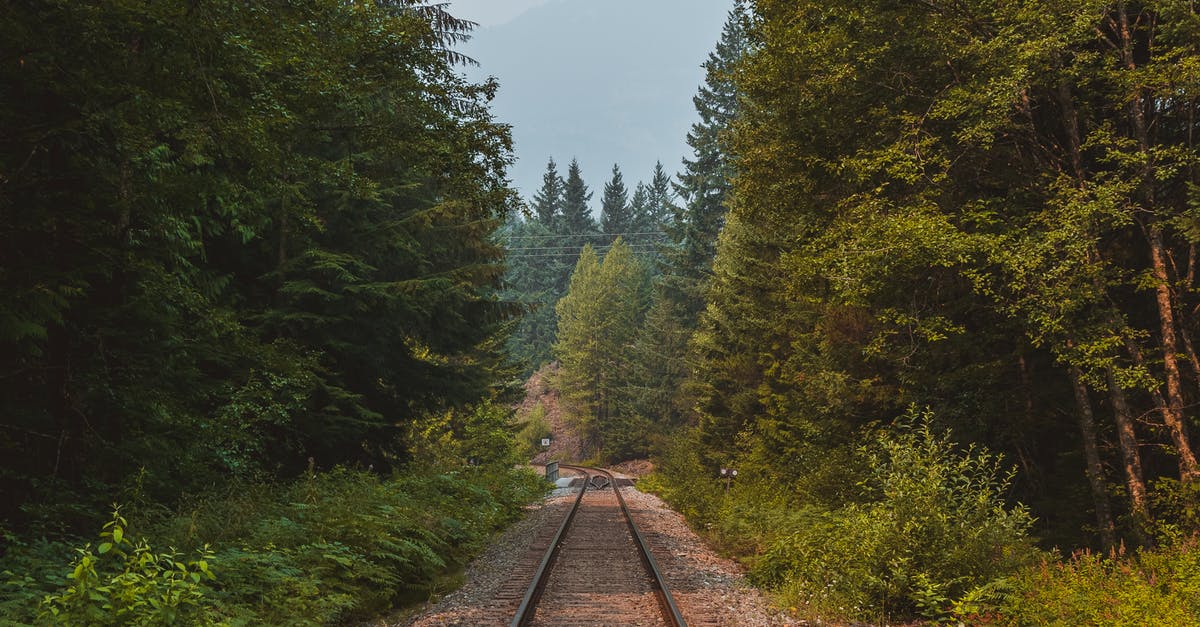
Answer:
[448,0,551,28]
[447,0,732,207]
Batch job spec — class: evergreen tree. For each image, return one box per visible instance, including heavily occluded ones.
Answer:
[499,216,566,372]
[621,2,748,436]
[644,161,676,232]
[555,240,651,460]
[664,1,747,321]
[600,164,633,239]
[630,182,651,231]
[560,158,597,237]
[0,0,514,523]
[530,157,564,228]
[690,0,1200,552]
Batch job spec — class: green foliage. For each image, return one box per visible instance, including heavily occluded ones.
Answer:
[998,539,1200,626]
[647,413,1038,624]
[0,0,515,528]
[752,414,1038,622]
[516,402,553,459]
[39,508,217,626]
[555,240,652,461]
[1,467,547,626]
[600,164,633,237]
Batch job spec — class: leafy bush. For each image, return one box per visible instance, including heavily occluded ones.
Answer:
[39,508,217,626]
[997,539,1200,626]
[752,414,1039,622]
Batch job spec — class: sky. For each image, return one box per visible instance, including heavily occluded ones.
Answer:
[446,0,732,206]
[447,0,552,28]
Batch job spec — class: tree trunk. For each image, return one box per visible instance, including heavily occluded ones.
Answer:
[1106,366,1151,526]
[1147,225,1200,480]
[1116,2,1200,481]
[1068,366,1117,549]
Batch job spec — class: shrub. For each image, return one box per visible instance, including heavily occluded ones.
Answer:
[751,411,1039,622]
[996,538,1200,626]
[1,466,547,626]
[39,508,217,626]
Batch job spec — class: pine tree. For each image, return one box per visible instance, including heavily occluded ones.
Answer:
[630,182,651,231]
[530,157,564,228]
[0,0,515,520]
[664,1,747,321]
[644,161,676,232]
[555,240,650,460]
[560,158,597,237]
[600,164,633,239]
[621,3,748,437]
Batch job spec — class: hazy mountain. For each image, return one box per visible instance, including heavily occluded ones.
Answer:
[459,0,731,208]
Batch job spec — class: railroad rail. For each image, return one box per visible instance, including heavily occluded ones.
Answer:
[509,464,688,626]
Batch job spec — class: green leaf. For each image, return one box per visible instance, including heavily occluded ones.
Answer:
[97,542,112,554]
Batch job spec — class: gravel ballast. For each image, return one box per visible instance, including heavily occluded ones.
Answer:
[397,476,798,626]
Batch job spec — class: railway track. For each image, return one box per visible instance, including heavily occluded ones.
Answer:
[509,464,687,627]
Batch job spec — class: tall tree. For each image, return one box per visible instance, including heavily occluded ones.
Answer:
[555,240,651,460]
[0,0,514,525]
[560,158,597,237]
[688,0,1200,548]
[600,164,633,239]
[643,161,676,232]
[530,157,564,228]
[622,2,748,435]
[663,0,748,322]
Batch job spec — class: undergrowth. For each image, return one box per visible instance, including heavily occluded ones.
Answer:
[0,466,547,626]
[995,538,1200,626]
[644,411,1040,624]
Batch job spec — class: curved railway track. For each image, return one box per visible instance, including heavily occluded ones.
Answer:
[509,464,687,627]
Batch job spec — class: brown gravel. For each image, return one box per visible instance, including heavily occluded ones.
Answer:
[621,486,802,627]
[395,473,800,626]
[396,490,579,626]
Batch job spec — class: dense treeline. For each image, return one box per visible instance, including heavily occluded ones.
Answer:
[698,0,1200,545]
[1,0,513,524]
[500,158,674,371]
[0,1,547,623]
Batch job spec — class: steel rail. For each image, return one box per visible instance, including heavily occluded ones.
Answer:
[509,464,687,627]
[509,467,588,627]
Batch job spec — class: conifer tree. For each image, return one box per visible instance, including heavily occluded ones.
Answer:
[555,240,650,460]
[664,1,747,321]
[621,2,748,435]
[630,182,651,231]
[644,162,676,232]
[530,157,564,228]
[600,164,633,239]
[560,158,597,237]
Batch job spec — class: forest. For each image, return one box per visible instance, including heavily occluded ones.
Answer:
[522,0,1200,624]
[3,0,1200,625]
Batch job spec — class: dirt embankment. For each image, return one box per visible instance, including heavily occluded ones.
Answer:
[518,364,659,478]
[517,363,586,465]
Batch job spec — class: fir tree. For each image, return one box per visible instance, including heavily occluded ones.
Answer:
[630,182,651,231]
[530,157,564,228]
[560,158,596,237]
[644,161,676,232]
[600,164,633,239]
[664,0,747,320]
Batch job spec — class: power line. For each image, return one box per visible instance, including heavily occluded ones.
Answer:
[500,231,668,241]
[506,243,667,252]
